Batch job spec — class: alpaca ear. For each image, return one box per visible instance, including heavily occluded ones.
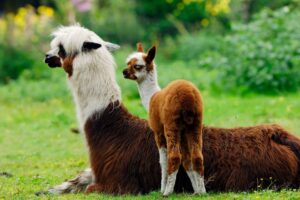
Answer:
[105,42,120,52]
[146,46,156,63]
[137,42,144,52]
[82,42,102,51]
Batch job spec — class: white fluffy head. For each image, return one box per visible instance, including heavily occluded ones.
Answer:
[45,24,122,129]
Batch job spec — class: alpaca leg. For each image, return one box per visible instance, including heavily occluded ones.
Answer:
[85,183,103,193]
[159,148,167,193]
[193,171,206,194]
[183,161,198,194]
[154,128,168,193]
[163,127,181,196]
[154,131,168,193]
[182,141,198,193]
[187,131,206,194]
[47,168,93,194]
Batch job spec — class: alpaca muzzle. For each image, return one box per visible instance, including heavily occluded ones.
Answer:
[45,54,62,68]
[122,69,137,80]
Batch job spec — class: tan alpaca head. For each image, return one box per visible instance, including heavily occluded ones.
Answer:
[123,43,156,82]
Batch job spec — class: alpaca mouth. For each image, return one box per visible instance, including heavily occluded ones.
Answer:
[123,74,137,80]
[122,70,136,80]
[44,55,62,68]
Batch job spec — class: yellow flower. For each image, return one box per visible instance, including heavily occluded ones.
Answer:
[14,14,25,28]
[201,18,209,27]
[206,0,231,16]
[0,18,7,33]
[38,6,54,17]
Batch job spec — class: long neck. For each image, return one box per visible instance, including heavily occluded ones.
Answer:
[68,53,121,130]
[137,68,161,112]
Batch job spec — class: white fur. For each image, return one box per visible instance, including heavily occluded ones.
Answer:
[48,168,93,194]
[125,52,160,111]
[49,25,121,130]
[163,170,178,196]
[186,170,198,193]
[193,172,206,194]
[187,169,206,194]
[159,148,167,193]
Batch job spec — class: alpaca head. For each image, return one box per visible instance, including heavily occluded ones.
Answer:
[45,24,120,77]
[123,43,156,82]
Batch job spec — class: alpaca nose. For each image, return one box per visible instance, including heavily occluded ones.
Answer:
[45,54,53,63]
[123,69,129,77]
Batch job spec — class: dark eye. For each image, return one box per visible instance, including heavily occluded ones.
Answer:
[58,44,66,59]
[134,65,144,70]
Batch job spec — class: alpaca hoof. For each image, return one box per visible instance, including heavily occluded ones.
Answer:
[85,183,102,193]
[194,187,206,195]
[163,190,173,196]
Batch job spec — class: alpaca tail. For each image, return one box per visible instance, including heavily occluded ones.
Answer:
[179,92,200,125]
[182,110,195,125]
[271,128,300,163]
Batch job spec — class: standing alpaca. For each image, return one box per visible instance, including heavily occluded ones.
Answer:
[44,25,300,195]
[124,44,206,196]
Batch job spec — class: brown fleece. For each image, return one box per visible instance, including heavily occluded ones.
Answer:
[83,102,300,194]
[149,80,205,176]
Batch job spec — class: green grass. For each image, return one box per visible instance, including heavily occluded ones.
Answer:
[0,53,300,199]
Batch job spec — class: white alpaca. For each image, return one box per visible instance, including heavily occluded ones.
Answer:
[45,25,164,195]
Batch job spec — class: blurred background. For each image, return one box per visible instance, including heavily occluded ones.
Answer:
[1,1,300,198]
[0,0,300,94]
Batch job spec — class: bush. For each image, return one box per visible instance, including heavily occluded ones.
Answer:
[165,6,300,93]
[0,5,55,84]
[0,45,36,83]
[219,7,300,93]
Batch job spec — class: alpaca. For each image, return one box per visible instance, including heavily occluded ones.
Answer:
[124,44,206,196]
[44,25,300,195]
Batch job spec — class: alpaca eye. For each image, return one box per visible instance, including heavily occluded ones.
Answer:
[58,44,66,59]
[134,65,143,70]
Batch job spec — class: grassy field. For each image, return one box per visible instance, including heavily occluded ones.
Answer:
[1,51,300,199]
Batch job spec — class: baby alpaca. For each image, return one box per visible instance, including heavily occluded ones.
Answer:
[123,43,206,196]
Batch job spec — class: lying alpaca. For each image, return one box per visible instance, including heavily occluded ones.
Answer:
[124,44,206,196]
[44,25,300,195]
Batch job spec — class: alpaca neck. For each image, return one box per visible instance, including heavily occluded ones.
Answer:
[137,68,161,112]
[68,53,121,130]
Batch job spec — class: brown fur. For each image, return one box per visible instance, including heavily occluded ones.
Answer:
[149,80,204,176]
[137,42,144,52]
[81,101,300,194]
[83,102,192,194]
[62,55,75,77]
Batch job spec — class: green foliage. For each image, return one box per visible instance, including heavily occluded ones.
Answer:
[164,6,300,93]
[219,7,300,93]
[0,5,56,84]
[135,0,231,38]
[0,45,35,83]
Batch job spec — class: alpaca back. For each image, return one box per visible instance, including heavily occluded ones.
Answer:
[202,125,299,191]
[149,80,203,132]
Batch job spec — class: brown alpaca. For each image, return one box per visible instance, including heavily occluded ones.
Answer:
[44,26,300,195]
[124,44,205,195]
